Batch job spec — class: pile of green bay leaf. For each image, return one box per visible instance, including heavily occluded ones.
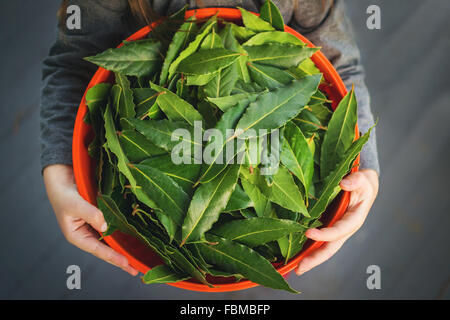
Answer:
[83,1,372,293]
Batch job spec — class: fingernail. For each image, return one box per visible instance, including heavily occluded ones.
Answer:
[340,179,352,188]
[101,222,108,232]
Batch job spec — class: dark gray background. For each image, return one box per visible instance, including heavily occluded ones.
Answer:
[1,0,449,299]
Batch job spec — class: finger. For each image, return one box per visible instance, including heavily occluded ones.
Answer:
[340,171,368,192]
[305,201,368,242]
[296,237,347,276]
[70,195,107,233]
[75,225,139,276]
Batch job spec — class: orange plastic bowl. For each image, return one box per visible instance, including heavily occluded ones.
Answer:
[73,8,359,292]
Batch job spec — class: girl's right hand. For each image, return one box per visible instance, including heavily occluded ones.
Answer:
[43,164,138,276]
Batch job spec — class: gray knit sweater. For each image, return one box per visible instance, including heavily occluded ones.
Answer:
[40,0,379,174]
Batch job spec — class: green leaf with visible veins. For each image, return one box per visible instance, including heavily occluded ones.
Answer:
[84,40,163,77]
[311,127,374,218]
[125,118,201,155]
[177,48,241,76]
[320,87,357,179]
[280,121,314,195]
[242,166,309,217]
[182,164,241,245]
[129,163,190,227]
[207,91,261,112]
[235,75,321,139]
[85,83,112,124]
[238,7,275,32]
[115,73,135,127]
[247,62,295,90]
[204,61,239,98]
[142,265,190,284]
[196,100,249,184]
[159,18,198,86]
[97,194,168,263]
[211,217,307,247]
[168,17,217,79]
[104,105,136,188]
[240,175,273,217]
[140,155,201,196]
[200,27,224,50]
[150,82,204,126]
[244,31,304,46]
[244,43,318,69]
[133,88,161,119]
[198,234,298,293]
[223,184,252,212]
[220,24,251,82]
[118,129,165,162]
[260,0,285,31]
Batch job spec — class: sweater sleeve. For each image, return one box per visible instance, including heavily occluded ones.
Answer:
[40,0,131,171]
[289,0,380,175]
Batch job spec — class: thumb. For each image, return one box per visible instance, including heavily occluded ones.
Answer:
[72,194,108,233]
[340,171,365,192]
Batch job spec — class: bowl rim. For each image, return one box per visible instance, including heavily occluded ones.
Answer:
[72,7,360,293]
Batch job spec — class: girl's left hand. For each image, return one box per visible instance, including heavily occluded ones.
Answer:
[296,169,379,276]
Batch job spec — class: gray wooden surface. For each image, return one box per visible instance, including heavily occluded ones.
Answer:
[0,0,449,300]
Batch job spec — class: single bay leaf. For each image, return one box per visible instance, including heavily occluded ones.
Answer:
[200,27,224,50]
[204,61,239,98]
[176,48,241,75]
[320,87,357,179]
[181,164,241,245]
[185,72,218,86]
[150,82,204,126]
[244,43,318,69]
[280,121,314,194]
[238,7,275,32]
[115,73,135,129]
[85,40,163,77]
[211,217,307,247]
[260,0,285,31]
[235,75,321,139]
[244,31,305,46]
